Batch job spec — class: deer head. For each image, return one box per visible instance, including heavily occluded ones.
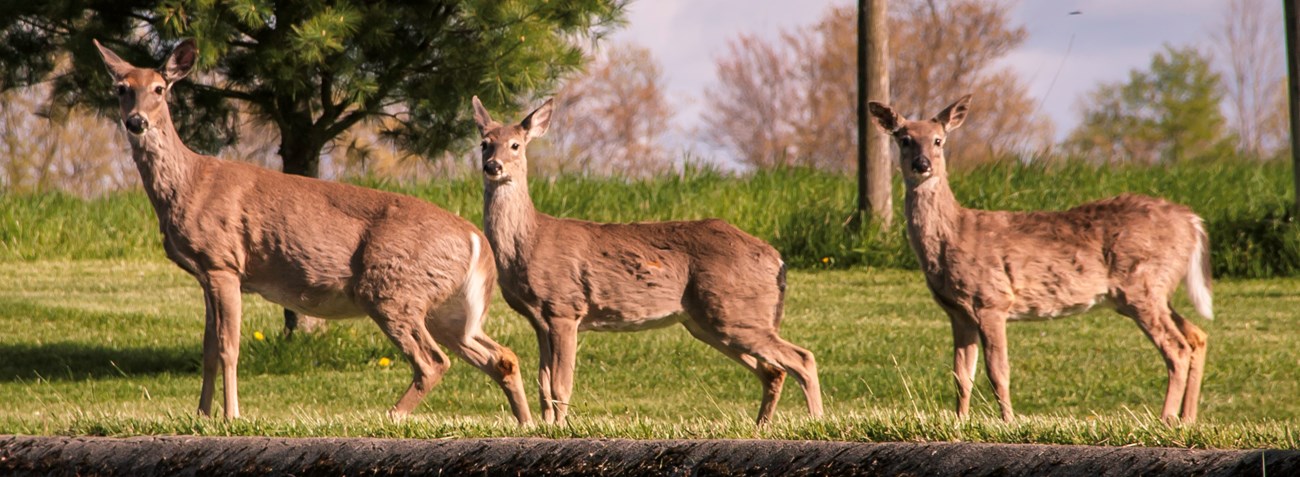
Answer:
[93,39,197,136]
[868,94,971,186]
[472,96,553,183]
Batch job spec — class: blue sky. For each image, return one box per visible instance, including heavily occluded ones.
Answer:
[606,0,1284,153]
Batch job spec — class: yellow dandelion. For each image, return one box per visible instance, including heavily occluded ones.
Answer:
[378,357,392,367]
[821,256,830,264]
[253,331,265,341]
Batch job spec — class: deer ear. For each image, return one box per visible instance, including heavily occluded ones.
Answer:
[867,101,903,133]
[521,98,553,140]
[471,96,496,136]
[93,39,132,81]
[161,39,198,84]
[933,94,972,132]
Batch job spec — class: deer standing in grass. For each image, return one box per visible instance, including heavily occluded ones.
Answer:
[472,97,823,425]
[94,39,531,424]
[868,95,1212,424]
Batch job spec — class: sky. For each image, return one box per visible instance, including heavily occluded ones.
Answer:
[604,0,1282,155]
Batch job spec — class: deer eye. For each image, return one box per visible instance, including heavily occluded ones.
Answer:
[115,85,128,96]
[934,138,943,147]
[154,85,165,95]
[510,142,519,151]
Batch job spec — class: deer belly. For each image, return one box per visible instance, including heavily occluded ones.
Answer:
[580,309,686,332]
[1007,293,1112,322]
[247,282,365,319]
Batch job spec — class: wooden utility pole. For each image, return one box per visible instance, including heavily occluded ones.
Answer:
[858,0,892,227]
[1286,0,1300,212]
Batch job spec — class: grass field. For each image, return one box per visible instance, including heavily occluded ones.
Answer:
[1,259,1297,448]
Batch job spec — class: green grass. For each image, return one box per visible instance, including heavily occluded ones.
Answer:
[1,259,1297,448]
[3,159,1297,276]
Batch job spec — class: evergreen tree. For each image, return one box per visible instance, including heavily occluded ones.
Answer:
[0,1,626,175]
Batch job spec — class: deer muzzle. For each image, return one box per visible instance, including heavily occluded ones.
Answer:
[912,156,932,174]
[483,160,504,177]
[124,114,149,135]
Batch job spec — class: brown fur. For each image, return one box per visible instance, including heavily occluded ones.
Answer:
[473,97,823,425]
[869,94,1213,424]
[94,39,532,424]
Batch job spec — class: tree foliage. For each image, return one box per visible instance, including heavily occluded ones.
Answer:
[1067,45,1233,163]
[533,42,675,177]
[704,0,1052,170]
[0,0,627,176]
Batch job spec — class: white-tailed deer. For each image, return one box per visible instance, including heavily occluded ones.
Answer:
[94,39,531,424]
[868,95,1212,424]
[472,97,823,425]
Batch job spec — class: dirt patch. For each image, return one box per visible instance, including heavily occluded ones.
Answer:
[1,435,1295,476]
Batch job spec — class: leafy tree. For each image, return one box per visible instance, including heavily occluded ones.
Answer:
[1068,45,1233,163]
[704,0,1051,170]
[0,1,626,175]
[536,42,675,177]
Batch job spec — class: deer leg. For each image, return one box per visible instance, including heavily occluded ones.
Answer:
[373,306,450,419]
[197,289,218,417]
[547,317,581,425]
[531,322,557,424]
[950,313,980,419]
[427,305,533,426]
[202,271,243,419]
[707,324,823,421]
[975,312,1014,422]
[683,321,786,425]
[1171,306,1207,423]
[1118,299,1191,425]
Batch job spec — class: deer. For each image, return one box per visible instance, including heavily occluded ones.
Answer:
[470,96,823,425]
[93,38,532,425]
[867,94,1213,424]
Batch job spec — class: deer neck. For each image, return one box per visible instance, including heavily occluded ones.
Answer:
[904,175,964,273]
[483,177,541,270]
[126,111,202,211]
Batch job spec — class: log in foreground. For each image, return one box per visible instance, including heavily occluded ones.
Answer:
[1,435,1295,476]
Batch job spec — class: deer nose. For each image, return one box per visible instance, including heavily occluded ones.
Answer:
[124,114,149,134]
[483,160,503,177]
[912,156,932,174]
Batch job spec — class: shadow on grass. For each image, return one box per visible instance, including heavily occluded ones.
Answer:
[0,341,198,382]
[0,298,400,381]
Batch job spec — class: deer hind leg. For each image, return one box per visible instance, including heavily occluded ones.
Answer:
[198,271,243,419]
[682,320,787,425]
[696,316,823,421]
[427,298,533,426]
[1171,306,1208,423]
[371,302,450,419]
[949,312,980,419]
[975,311,1014,422]
[1116,296,1192,424]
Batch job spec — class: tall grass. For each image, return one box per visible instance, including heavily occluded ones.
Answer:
[2,159,1296,277]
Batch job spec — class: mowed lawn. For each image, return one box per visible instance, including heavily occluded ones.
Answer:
[0,259,1297,448]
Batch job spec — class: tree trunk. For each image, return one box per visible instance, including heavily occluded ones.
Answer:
[858,0,892,228]
[277,133,329,336]
[1286,0,1300,213]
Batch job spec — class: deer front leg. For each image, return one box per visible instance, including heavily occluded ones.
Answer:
[201,271,244,419]
[949,313,980,419]
[531,323,557,424]
[197,289,218,417]
[976,312,1014,422]
[547,317,580,425]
